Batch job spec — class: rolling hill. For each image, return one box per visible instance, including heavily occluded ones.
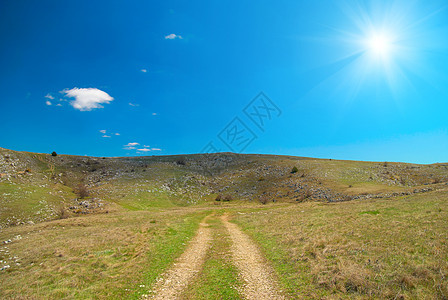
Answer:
[1,147,447,228]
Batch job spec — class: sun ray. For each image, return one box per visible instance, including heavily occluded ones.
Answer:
[305,0,448,106]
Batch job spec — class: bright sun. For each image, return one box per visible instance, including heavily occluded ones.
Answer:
[367,33,392,56]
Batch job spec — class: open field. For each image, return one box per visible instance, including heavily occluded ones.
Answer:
[233,190,448,299]
[0,207,211,299]
[1,147,448,299]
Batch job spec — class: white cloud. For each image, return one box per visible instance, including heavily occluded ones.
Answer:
[125,142,139,147]
[63,88,114,111]
[152,112,157,116]
[56,103,62,107]
[115,133,120,136]
[46,101,52,106]
[102,135,111,138]
[45,94,54,100]
[100,130,107,134]
[165,33,182,40]
[124,142,161,152]
[141,69,147,73]
[129,102,140,107]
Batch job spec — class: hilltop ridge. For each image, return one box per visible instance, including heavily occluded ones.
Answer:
[1,147,447,228]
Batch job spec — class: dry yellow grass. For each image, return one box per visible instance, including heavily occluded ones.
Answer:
[0,208,209,299]
[232,189,448,299]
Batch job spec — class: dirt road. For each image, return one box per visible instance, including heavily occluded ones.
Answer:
[148,216,212,299]
[222,214,285,299]
[148,213,284,299]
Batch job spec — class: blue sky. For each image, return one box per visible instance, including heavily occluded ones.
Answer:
[1,0,448,163]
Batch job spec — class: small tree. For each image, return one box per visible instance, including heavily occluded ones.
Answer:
[51,151,57,157]
[291,166,299,174]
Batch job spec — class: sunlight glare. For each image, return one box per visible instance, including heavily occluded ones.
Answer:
[368,34,391,55]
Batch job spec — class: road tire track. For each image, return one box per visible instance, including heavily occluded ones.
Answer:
[147,215,212,299]
[222,214,285,300]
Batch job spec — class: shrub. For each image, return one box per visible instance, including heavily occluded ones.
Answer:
[305,189,313,198]
[75,183,89,199]
[259,194,269,204]
[297,188,312,202]
[223,195,232,201]
[51,151,57,157]
[291,166,299,174]
[215,194,222,201]
[56,206,69,219]
[176,158,186,165]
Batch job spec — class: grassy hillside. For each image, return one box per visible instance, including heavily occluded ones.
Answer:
[1,147,447,228]
[1,147,447,298]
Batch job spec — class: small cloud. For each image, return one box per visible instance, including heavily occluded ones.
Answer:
[56,103,62,107]
[46,101,52,106]
[141,69,147,73]
[152,112,157,116]
[129,102,140,107]
[124,142,160,152]
[99,130,119,138]
[45,94,54,100]
[165,33,182,40]
[125,142,140,147]
[63,87,114,111]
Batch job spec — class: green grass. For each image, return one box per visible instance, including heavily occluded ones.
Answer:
[132,210,211,299]
[0,182,75,227]
[359,210,380,215]
[182,215,242,299]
